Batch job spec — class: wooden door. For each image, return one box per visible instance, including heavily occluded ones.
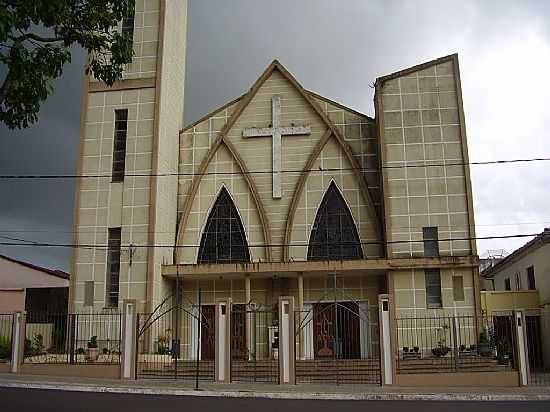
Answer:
[200,305,215,360]
[231,304,247,359]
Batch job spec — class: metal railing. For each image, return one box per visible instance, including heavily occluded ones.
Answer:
[294,302,381,385]
[0,314,14,362]
[23,311,122,365]
[526,309,550,386]
[230,304,279,383]
[396,314,517,374]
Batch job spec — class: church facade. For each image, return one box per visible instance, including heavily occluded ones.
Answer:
[70,0,483,382]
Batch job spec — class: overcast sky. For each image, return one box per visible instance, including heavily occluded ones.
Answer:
[1,0,549,271]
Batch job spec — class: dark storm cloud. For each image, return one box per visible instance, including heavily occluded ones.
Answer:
[1,0,549,270]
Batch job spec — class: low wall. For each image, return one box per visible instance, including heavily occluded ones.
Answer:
[20,364,120,379]
[0,363,10,373]
[396,371,519,387]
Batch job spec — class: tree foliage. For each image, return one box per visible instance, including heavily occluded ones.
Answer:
[0,0,135,129]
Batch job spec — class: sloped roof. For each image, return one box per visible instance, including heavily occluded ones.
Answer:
[481,229,550,278]
[0,254,70,280]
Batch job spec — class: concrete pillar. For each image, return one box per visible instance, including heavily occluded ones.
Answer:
[10,311,25,374]
[378,294,393,385]
[121,300,138,379]
[278,296,295,385]
[215,298,231,383]
[514,311,528,386]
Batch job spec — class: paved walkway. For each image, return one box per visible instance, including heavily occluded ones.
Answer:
[0,373,549,401]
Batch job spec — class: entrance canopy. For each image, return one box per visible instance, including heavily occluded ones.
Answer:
[162,256,478,281]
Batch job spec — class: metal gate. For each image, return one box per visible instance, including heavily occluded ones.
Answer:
[230,304,279,383]
[136,303,214,381]
[526,309,550,386]
[294,300,381,385]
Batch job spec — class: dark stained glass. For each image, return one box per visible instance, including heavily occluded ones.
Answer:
[308,182,363,261]
[198,187,250,264]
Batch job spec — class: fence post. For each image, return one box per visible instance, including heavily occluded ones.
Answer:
[278,296,295,385]
[215,298,231,383]
[378,294,393,385]
[10,311,25,374]
[121,300,137,380]
[514,311,528,386]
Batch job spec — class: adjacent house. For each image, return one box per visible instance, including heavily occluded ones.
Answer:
[0,254,70,313]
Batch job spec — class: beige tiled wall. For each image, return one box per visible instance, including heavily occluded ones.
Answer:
[380,59,473,258]
[393,268,476,317]
[75,88,156,311]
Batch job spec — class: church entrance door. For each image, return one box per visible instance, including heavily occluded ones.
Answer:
[295,300,381,385]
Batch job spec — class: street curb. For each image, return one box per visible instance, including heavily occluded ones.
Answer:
[1,381,550,401]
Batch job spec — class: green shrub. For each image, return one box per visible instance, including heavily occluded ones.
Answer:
[0,336,11,359]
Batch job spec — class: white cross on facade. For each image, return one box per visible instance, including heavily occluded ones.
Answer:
[243,95,311,198]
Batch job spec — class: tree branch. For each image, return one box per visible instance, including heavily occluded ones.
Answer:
[9,32,63,44]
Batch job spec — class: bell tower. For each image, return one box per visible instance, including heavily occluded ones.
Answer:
[70,0,188,312]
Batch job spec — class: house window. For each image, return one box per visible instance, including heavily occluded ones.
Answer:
[515,272,522,290]
[423,227,439,257]
[112,109,129,182]
[106,228,122,307]
[504,278,511,291]
[121,0,136,44]
[198,187,250,264]
[527,266,536,290]
[425,269,442,308]
[452,276,464,301]
[308,182,363,261]
[84,281,95,307]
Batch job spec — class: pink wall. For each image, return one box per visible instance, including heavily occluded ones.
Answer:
[0,289,25,312]
[0,258,68,289]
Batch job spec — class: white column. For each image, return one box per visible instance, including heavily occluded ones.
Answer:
[379,294,393,385]
[10,311,25,374]
[215,298,231,383]
[515,311,528,386]
[121,300,137,379]
[278,296,295,384]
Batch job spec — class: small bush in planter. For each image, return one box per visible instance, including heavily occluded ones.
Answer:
[86,336,99,362]
[478,332,493,357]
[403,347,409,353]
[432,346,450,357]
[76,347,86,355]
[413,347,419,353]
[0,336,11,359]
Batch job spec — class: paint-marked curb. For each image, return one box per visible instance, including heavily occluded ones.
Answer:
[1,381,550,401]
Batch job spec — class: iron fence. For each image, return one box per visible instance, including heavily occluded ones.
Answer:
[135,305,214,382]
[230,304,279,383]
[526,309,550,386]
[23,311,121,365]
[294,301,381,385]
[396,314,517,374]
[0,314,13,362]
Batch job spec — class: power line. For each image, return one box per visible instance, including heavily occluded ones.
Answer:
[0,157,549,180]
[0,219,549,235]
[0,232,541,250]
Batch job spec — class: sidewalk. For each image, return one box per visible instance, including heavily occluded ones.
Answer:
[0,373,549,401]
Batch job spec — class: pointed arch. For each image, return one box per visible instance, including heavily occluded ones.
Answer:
[197,186,250,264]
[307,181,363,261]
[283,131,382,260]
[176,138,272,262]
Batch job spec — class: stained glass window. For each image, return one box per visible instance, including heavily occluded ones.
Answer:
[308,182,363,260]
[198,187,250,264]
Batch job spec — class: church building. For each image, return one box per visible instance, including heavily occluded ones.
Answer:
[69,0,481,383]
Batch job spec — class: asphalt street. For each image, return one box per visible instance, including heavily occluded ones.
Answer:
[1,388,550,412]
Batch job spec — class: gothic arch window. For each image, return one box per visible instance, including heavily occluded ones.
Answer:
[198,187,250,264]
[307,182,364,261]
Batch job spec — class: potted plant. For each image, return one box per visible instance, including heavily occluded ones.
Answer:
[496,339,511,365]
[431,326,450,357]
[86,336,99,362]
[478,331,493,357]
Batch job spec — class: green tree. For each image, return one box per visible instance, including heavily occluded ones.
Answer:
[0,0,135,129]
